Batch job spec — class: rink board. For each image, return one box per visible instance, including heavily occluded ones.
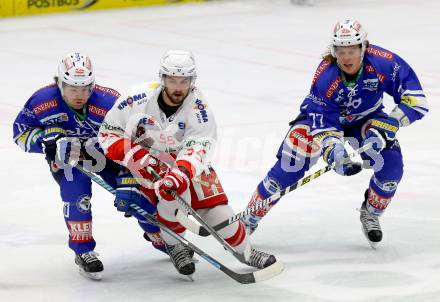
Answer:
[0,0,205,17]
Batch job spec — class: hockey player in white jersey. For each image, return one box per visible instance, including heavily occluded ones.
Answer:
[98,50,279,277]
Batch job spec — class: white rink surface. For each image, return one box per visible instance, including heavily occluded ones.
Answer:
[1,1,440,301]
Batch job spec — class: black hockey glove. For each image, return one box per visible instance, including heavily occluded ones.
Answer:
[41,127,66,162]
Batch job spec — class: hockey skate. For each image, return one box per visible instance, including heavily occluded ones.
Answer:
[246,247,277,269]
[359,201,382,249]
[75,251,104,280]
[166,243,195,279]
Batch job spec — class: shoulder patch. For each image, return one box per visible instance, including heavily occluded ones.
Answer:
[94,85,121,98]
[366,47,394,61]
[312,60,332,85]
[194,99,209,123]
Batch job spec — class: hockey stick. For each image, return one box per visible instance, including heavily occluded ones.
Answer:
[119,113,272,263]
[71,161,283,284]
[177,142,374,237]
[149,169,252,264]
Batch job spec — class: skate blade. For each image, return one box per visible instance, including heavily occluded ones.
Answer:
[79,267,102,281]
[368,240,378,250]
[185,274,195,282]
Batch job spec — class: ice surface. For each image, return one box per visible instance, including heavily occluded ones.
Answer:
[1,0,439,301]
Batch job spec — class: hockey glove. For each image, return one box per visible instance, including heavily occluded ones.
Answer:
[126,148,169,183]
[114,173,147,214]
[363,117,399,152]
[154,167,190,201]
[56,137,82,166]
[41,126,67,162]
[323,142,362,176]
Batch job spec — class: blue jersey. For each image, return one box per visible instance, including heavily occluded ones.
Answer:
[13,83,120,153]
[300,44,428,136]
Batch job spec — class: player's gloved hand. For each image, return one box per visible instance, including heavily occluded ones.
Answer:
[114,173,145,214]
[154,167,190,201]
[56,137,82,166]
[129,149,169,183]
[323,142,362,176]
[41,126,67,162]
[363,117,400,152]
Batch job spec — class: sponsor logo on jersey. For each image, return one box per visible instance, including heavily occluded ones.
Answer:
[366,47,394,61]
[21,107,37,118]
[68,221,93,243]
[101,121,124,132]
[94,85,120,98]
[40,112,69,125]
[367,189,391,213]
[363,79,379,91]
[118,96,134,110]
[76,195,91,213]
[33,99,58,115]
[325,76,342,99]
[286,125,321,157]
[312,60,331,85]
[308,93,327,107]
[140,117,156,126]
[391,62,400,82]
[194,99,208,123]
[88,104,107,117]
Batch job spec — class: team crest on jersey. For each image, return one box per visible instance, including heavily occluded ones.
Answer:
[285,125,320,157]
[76,195,91,213]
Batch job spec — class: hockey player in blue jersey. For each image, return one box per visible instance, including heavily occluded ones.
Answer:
[12,52,123,279]
[241,20,428,248]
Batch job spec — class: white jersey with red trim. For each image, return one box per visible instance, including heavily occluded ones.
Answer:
[98,81,216,177]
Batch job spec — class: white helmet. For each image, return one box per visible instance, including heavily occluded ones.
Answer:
[159,50,197,86]
[331,19,368,57]
[57,52,95,91]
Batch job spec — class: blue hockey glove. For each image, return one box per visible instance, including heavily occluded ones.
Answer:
[363,117,400,152]
[323,142,362,176]
[114,173,146,214]
[41,127,66,162]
